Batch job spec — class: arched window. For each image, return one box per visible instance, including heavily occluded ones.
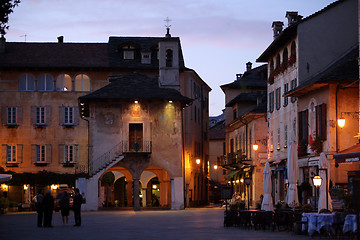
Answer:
[291,41,296,58]
[56,74,72,91]
[38,74,54,91]
[270,60,274,72]
[283,48,288,63]
[166,49,173,67]
[276,54,281,68]
[75,74,90,91]
[18,74,35,91]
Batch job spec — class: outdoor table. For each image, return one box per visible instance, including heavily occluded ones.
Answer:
[343,214,358,234]
[302,212,336,236]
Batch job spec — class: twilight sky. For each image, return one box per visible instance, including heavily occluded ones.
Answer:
[5,0,335,116]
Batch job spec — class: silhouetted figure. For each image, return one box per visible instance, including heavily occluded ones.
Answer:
[35,189,44,227]
[60,191,70,224]
[43,189,54,227]
[73,188,83,226]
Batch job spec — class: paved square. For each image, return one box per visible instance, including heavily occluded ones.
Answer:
[0,208,310,240]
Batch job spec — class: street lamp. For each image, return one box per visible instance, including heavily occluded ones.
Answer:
[313,175,322,210]
[319,168,329,211]
[244,177,251,210]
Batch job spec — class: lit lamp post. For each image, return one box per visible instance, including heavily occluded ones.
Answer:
[244,177,251,210]
[319,168,329,211]
[313,175,322,210]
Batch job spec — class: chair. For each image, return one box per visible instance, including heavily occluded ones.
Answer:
[239,210,252,229]
[251,211,264,230]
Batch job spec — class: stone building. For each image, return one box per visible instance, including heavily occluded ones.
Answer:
[257,0,359,205]
[0,31,211,210]
[220,63,267,208]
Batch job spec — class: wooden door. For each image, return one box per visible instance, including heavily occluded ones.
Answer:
[129,123,143,152]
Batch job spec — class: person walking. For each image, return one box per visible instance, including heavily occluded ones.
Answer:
[43,189,54,228]
[35,189,44,227]
[73,188,83,227]
[59,191,70,225]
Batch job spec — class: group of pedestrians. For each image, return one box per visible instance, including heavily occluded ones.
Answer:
[35,188,83,228]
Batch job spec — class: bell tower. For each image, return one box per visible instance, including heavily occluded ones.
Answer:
[158,17,180,91]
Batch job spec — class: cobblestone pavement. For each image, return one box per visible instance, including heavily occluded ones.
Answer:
[0,208,311,240]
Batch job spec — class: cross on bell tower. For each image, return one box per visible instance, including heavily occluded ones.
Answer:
[164,17,171,37]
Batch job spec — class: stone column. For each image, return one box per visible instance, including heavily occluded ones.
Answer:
[133,178,140,211]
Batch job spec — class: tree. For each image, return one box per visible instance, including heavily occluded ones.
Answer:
[0,0,20,36]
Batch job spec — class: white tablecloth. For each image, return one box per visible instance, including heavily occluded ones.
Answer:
[302,212,335,235]
[343,214,358,234]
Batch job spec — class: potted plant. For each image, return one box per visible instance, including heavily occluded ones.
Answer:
[310,136,323,155]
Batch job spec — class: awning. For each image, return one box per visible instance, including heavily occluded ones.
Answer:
[334,143,360,164]
[0,174,12,183]
[224,170,240,179]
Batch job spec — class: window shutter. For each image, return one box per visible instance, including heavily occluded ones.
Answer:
[59,144,64,163]
[46,144,52,163]
[45,105,51,125]
[321,104,327,140]
[16,106,23,124]
[17,144,23,163]
[1,107,7,124]
[31,144,36,163]
[2,144,7,163]
[74,144,79,163]
[31,106,36,125]
[59,106,64,125]
[304,109,309,144]
[298,111,303,142]
[74,106,80,125]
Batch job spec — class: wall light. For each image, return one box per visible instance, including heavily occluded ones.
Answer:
[214,164,218,170]
[134,100,138,104]
[50,184,58,190]
[337,115,345,128]
[240,178,244,183]
[1,184,8,191]
[252,144,259,151]
[169,100,173,103]
[23,184,28,190]
[196,158,201,164]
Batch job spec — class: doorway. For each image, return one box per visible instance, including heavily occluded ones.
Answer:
[129,123,143,152]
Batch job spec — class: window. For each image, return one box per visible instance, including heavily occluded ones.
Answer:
[3,144,23,164]
[59,106,79,126]
[276,54,281,68]
[283,83,289,107]
[59,144,79,164]
[284,125,288,148]
[290,78,297,103]
[141,52,151,64]
[36,145,46,163]
[270,60,274,73]
[7,145,16,163]
[283,48,288,63]
[122,45,135,60]
[75,74,90,91]
[56,74,72,91]
[277,128,280,150]
[166,49,173,67]
[2,106,22,126]
[298,110,309,145]
[38,74,54,91]
[316,104,327,140]
[275,87,281,110]
[31,106,51,126]
[18,74,35,91]
[269,91,274,113]
[32,144,51,164]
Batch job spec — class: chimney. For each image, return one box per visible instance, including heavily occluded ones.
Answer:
[272,21,284,39]
[236,74,242,80]
[246,62,252,72]
[57,36,64,43]
[285,11,301,26]
[0,36,5,53]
